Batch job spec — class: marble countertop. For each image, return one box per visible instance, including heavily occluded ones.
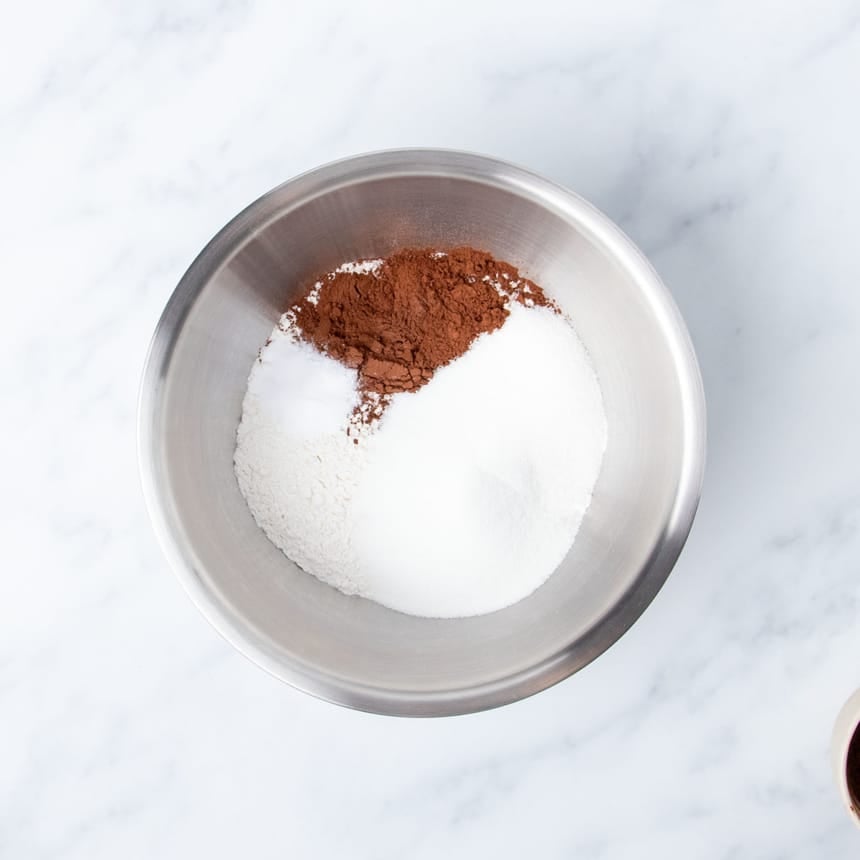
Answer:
[4,1,860,856]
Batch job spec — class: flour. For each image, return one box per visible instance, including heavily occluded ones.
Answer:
[234,301,608,618]
[233,330,368,594]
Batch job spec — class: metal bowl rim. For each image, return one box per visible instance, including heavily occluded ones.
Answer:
[137,147,706,717]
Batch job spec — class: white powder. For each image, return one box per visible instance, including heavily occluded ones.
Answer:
[234,303,607,618]
[335,259,383,275]
[352,304,607,616]
[233,331,368,593]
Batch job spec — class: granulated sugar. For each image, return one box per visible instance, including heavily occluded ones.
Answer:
[234,269,607,617]
[351,303,607,617]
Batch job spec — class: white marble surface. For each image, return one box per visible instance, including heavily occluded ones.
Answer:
[3,0,860,856]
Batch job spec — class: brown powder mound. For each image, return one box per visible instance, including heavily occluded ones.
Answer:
[289,247,554,410]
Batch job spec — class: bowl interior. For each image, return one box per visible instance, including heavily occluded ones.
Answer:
[142,152,703,714]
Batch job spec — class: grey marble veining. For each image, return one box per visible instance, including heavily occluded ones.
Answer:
[2,0,860,856]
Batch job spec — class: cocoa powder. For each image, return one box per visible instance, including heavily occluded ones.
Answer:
[287,247,554,412]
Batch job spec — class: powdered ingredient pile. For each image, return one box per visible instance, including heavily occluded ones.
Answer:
[234,248,607,618]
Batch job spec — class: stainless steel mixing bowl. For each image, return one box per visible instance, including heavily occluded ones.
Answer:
[139,149,705,716]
